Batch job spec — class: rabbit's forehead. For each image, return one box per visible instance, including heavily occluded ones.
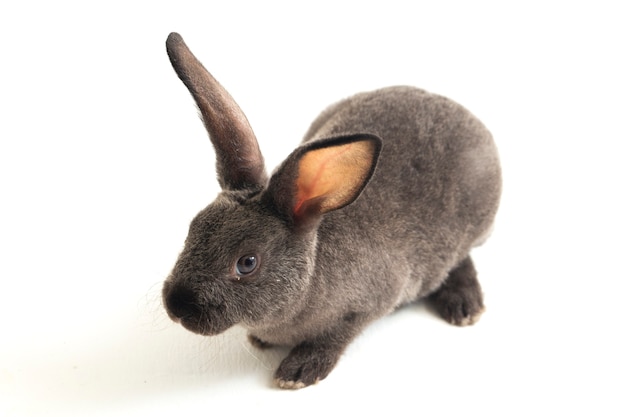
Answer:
[189,197,286,249]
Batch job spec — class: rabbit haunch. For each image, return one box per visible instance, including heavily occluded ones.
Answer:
[161,32,501,389]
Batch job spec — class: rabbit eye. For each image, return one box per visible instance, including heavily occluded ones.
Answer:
[236,254,258,276]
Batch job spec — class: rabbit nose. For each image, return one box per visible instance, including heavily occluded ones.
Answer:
[164,285,201,320]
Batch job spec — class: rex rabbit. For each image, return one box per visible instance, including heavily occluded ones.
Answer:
[162,32,501,389]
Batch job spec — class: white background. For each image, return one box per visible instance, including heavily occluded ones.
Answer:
[1,1,624,416]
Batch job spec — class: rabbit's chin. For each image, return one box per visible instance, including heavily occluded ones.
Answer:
[177,316,235,336]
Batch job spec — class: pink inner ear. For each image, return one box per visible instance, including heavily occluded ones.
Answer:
[294,144,353,217]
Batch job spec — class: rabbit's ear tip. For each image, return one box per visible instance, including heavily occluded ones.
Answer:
[166,32,183,44]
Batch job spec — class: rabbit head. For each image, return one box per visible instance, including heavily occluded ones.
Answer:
[161,33,381,336]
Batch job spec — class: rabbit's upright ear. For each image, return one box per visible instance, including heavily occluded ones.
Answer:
[266,135,382,228]
[166,33,267,190]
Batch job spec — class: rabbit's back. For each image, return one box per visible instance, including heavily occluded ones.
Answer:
[306,86,501,301]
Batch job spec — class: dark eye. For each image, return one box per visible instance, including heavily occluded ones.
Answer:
[235,254,258,276]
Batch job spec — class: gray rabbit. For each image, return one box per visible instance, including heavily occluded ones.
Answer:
[162,32,501,389]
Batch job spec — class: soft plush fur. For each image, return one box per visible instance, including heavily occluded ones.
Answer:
[162,32,501,389]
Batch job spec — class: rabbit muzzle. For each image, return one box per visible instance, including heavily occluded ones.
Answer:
[162,280,233,336]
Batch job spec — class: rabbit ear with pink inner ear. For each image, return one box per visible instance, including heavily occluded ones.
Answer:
[265,135,382,228]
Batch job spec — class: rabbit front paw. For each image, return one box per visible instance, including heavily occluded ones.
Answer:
[274,342,341,389]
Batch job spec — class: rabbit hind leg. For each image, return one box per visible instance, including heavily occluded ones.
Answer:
[427,256,485,326]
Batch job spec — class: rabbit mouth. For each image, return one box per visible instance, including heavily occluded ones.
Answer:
[178,304,234,336]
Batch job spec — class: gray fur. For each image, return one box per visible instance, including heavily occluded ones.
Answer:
[162,33,501,389]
